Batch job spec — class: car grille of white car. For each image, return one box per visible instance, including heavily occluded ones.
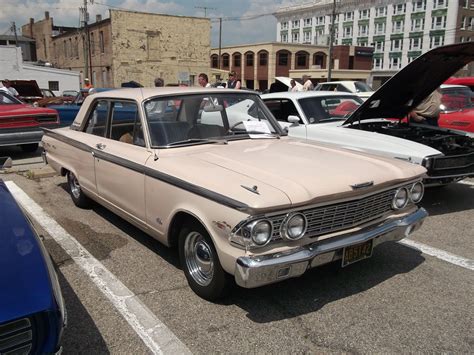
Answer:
[270,189,396,240]
[0,318,33,354]
[432,152,474,170]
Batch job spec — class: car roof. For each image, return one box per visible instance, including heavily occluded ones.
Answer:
[440,84,470,89]
[261,91,357,99]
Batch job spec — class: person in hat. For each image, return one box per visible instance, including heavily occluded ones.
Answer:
[83,78,92,89]
[227,71,241,89]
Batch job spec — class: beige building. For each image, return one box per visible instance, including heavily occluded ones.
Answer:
[22,10,211,88]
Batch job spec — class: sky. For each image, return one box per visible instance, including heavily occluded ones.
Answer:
[1,0,310,47]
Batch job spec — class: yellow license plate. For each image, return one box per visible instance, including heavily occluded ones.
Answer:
[342,239,373,267]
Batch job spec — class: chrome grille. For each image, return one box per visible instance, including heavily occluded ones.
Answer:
[270,188,397,240]
[0,318,33,355]
[432,152,474,170]
[36,115,58,123]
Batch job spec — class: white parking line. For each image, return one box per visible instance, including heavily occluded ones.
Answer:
[5,181,191,355]
[458,180,474,186]
[399,239,474,271]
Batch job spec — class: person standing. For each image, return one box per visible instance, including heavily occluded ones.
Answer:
[227,71,241,89]
[409,89,442,126]
[289,79,299,92]
[198,73,211,88]
[2,80,19,97]
[302,75,314,91]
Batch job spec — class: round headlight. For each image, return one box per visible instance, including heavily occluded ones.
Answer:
[392,187,409,209]
[250,220,272,246]
[282,213,307,240]
[410,182,424,203]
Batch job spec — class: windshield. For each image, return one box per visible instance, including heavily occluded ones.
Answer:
[441,87,474,111]
[354,81,373,92]
[144,93,281,147]
[0,91,22,105]
[298,96,363,123]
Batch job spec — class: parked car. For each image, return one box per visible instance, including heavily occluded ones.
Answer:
[42,87,428,300]
[62,90,79,98]
[0,91,59,152]
[9,79,43,103]
[444,76,474,91]
[41,88,56,97]
[0,179,66,353]
[314,80,375,101]
[262,43,474,186]
[438,84,474,133]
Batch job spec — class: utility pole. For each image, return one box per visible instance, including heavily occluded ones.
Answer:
[327,0,337,82]
[80,0,94,85]
[218,17,222,69]
[194,6,216,17]
[10,22,19,47]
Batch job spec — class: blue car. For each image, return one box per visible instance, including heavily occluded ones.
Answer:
[0,180,66,354]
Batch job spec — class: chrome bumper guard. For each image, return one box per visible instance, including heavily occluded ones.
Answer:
[235,208,428,288]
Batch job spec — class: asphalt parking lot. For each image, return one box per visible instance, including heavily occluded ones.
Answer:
[1,149,473,354]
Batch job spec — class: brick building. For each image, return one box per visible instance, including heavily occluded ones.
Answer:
[22,10,211,88]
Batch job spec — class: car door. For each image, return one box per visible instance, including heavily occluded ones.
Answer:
[94,100,152,224]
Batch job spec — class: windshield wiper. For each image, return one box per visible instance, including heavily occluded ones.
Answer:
[227,131,280,138]
[165,138,228,147]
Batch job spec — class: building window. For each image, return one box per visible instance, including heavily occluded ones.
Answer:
[344,12,353,21]
[246,53,253,66]
[373,57,383,69]
[281,21,288,30]
[462,0,468,8]
[69,38,72,58]
[292,32,300,42]
[431,16,446,30]
[281,33,288,42]
[389,57,401,69]
[391,39,403,51]
[433,0,446,8]
[357,38,368,46]
[259,52,268,66]
[222,54,229,67]
[292,20,299,28]
[234,54,241,67]
[375,22,386,34]
[99,31,104,53]
[211,55,218,68]
[412,1,426,11]
[359,9,369,19]
[375,40,385,52]
[304,18,312,27]
[392,20,404,33]
[409,37,423,50]
[430,35,445,48]
[48,81,59,91]
[90,32,95,55]
[296,52,307,67]
[303,31,311,43]
[461,16,467,30]
[316,16,325,25]
[460,36,465,43]
[375,6,386,17]
[343,26,353,38]
[411,18,425,31]
[394,3,406,14]
[278,52,289,66]
[358,24,368,36]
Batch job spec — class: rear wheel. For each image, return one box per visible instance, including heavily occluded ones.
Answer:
[179,221,230,301]
[20,143,39,153]
[67,171,90,208]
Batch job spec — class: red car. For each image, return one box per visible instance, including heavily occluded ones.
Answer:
[438,84,474,133]
[0,91,59,152]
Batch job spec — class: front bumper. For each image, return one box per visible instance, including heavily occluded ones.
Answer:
[235,208,428,288]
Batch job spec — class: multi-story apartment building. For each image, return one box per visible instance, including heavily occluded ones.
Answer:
[275,0,474,86]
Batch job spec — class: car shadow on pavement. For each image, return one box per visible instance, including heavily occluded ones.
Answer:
[420,182,474,216]
[0,145,41,159]
[224,242,425,323]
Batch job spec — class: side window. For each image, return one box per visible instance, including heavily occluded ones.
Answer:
[110,101,145,147]
[84,100,108,136]
[263,99,300,122]
[337,84,351,93]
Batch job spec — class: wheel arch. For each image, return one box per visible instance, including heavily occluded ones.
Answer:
[167,210,212,248]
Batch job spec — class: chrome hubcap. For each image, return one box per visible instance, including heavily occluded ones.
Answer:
[70,173,81,199]
[184,231,214,286]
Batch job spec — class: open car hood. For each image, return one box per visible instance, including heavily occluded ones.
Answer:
[344,42,474,125]
[275,77,304,91]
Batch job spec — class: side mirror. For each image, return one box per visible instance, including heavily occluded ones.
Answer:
[0,156,13,169]
[287,115,300,125]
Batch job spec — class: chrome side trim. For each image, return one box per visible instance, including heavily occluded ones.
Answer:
[43,130,250,212]
[234,208,428,288]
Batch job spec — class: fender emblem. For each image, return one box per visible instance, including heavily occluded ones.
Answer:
[350,181,374,190]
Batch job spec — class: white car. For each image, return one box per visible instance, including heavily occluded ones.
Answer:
[262,43,474,186]
[314,80,375,101]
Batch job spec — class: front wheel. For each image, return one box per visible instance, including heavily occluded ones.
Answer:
[179,221,230,301]
[67,171,90,208]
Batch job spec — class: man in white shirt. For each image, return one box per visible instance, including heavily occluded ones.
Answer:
[198,73,211,88]
[2,80,19,97]
[302,75,314,91]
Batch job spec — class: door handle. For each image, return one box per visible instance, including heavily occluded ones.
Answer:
[96,143,106,150]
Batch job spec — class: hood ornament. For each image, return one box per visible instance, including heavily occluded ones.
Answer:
[241,185,260,195]
[350,181,374,190]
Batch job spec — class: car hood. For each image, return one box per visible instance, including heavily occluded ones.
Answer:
[0,181,56,323]
[344,42,474,125]
[157,138,425,213]
[275,76,304,91]
[0,104,57,117]
[293,120,442,163]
